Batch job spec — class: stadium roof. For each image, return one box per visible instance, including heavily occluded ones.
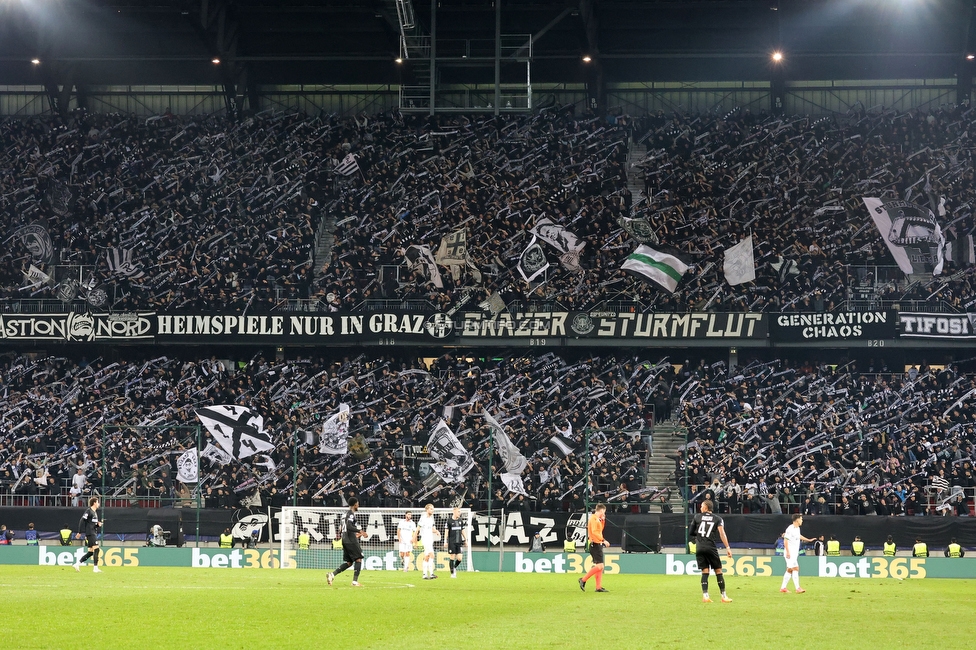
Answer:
[0,0,973,87]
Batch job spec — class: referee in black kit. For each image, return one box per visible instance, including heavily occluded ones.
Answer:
[445,506,466,578]
[74,496,103,573]
[327,497,368,587]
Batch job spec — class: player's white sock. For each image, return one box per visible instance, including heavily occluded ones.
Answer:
[781,572,791,590]
[422,558,430,577]
[792,572,801,589]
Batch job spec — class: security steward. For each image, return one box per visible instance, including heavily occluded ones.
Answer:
[883,535,896,556]
[851,536,865,556]
[944,538,965,558]
[219,527,234,548]
[59,523,74,546]
[298,531,311,550]
[912,537,928,558]
[826,535,841,556]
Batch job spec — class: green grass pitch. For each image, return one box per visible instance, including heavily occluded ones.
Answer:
[2,565,970,649]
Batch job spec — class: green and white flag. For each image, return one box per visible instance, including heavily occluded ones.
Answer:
[621,245,690,293]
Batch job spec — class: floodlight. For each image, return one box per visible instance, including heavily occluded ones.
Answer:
[31,58,40,65]
[771,51,783,62]
[582,55,592,63]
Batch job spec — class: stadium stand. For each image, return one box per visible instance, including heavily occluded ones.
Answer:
[3,106,976,315]
[0,349,974,518]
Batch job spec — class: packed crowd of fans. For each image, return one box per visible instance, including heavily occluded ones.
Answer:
[1,348,974,517]
[0,350,657,512]
[677,357,976,516]
[3,104,976,314]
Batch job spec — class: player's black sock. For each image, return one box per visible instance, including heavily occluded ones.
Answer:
[716,573,726,594]
[353,560,362,582]
[700,572,710,593]
[79,551,93,564]
[449,559,455,572]
[334,562,350,576]
[93,548,100,565]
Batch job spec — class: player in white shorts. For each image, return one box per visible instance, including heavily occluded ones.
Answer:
[781,513,815,593]
[396,511,417,572]
[414,503,440,580]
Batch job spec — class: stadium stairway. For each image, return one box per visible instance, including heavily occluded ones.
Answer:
[313,213,338,282]
[626,140,646,205]
[647,422,686,513]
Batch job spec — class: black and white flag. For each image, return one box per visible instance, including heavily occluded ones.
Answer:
[21,264,52,290]
[548,422,575,459]
[945,229,975,267]
[176,449,198,483]
[335,153,360,176]
[45,179,73,216]
[195,405,274,460]
[54,278,79,303]
[404,245,444,288]
[530,218,586,272]
[617,215,659,245]
[319,404,351,455]
[106,247,145,279]
[771,256,799,284]
[427,419,474,484]
[518,235,549,282]
[478,291,507,318]
[201,442,233,466]
[15,223,55,265]
[863,197,944,275]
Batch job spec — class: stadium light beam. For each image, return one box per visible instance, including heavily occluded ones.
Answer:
[771,51,783,63]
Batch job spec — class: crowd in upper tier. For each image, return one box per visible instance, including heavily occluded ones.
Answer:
[3,104,976,314]
[0,349,973,516]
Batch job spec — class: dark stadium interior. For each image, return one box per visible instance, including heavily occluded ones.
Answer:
[2,0,976,552]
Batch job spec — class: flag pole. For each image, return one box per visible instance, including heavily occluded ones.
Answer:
[292,428,298,507]
[196,424,201,548]
[486,426,493,552]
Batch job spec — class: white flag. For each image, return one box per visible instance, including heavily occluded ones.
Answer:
[483,409,527,475]
[500,472,529,497]
[21,264,52,289]
[195,405,274,460]
[319,404,351,455]
[176,449,198,483]
[723,235,756,285]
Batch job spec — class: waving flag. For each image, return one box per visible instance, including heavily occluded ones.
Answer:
[621,245,690,293]
[723,235,756,286]
[195,405,273,460]
[319,404,351,455]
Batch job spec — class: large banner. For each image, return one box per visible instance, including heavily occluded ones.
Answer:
[771,311,896,342]
[0,312,154,342]
[899,312,976,339]
[0,311,771,345]
[459,311,767,340]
